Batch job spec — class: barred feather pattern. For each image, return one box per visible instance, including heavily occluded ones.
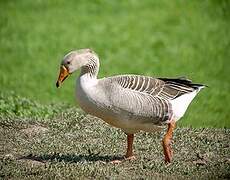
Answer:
[81,57,99,77]
[103,75,198,123]
[113,75,196,99]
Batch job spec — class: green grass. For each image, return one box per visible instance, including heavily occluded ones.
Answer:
[0,0,229,127]
[0,95,229,179]
[0,2,229,177]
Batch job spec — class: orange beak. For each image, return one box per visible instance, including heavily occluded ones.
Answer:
[56,65,69,88]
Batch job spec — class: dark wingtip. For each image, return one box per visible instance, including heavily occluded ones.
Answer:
[191,83,208,89]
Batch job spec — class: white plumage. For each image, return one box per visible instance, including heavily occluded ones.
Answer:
[56,49,205,163]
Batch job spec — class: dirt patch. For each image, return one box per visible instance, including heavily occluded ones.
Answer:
[17,154,45,166]
[20,125,48,136]
[18,158,45,166]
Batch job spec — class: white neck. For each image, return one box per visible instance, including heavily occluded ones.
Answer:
[76,56,100,106]
[78,60,99,88]
[78,72,98,85]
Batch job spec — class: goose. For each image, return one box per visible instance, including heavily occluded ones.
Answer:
[56,48,205,163]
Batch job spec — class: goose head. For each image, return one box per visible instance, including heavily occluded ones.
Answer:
[56,48,97,88]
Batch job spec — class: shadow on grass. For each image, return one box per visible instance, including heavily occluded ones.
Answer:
[18,153,124,163]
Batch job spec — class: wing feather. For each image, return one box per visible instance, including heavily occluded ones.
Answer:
[107,75,198,100]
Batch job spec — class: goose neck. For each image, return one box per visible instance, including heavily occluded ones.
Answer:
[80,58,99,78]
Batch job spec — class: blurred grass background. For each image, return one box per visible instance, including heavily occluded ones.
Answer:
[0,0,229,127]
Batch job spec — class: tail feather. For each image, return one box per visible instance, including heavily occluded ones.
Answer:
[191,84,207,91]
[159,77,207,90]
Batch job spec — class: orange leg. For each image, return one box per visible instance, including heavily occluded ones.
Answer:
[162,121,176,163]
[125,134,136,160]
[110,134,135,164]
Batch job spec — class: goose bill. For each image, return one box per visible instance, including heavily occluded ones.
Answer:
[56,65,69,88]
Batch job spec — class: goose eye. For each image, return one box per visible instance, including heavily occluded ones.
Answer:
[67,61,70,64]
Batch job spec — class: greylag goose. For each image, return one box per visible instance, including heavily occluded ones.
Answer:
[56,49,205,163]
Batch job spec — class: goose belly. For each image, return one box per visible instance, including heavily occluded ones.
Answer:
[76,88,161,132]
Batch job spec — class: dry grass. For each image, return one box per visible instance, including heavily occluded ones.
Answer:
[0,111,229,179]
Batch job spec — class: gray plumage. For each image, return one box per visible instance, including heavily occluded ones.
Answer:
[60,49,205,134]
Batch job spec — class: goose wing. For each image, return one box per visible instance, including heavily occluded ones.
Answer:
[99,75,203,124]
[108,75,199,100]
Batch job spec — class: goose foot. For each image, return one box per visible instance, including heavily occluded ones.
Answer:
[110,159,123,164]
[110,133,136,164]
[109,155,136,164]
[125,155,136,161]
